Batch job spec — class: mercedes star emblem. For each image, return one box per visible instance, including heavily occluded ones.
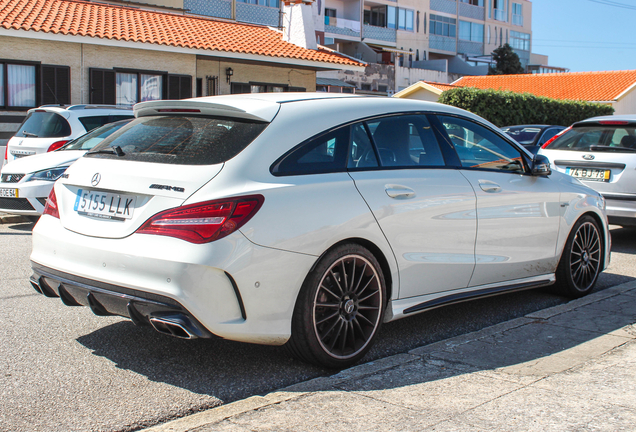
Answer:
[91,173,101,187]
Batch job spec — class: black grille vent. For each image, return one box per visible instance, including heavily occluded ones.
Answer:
[37,197,48,206]
[0,198,35,211]
[1,174,25,183]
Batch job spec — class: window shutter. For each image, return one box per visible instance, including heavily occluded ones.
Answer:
[90,68,115,105]
[167,75,192,99]
[41,65,70,105]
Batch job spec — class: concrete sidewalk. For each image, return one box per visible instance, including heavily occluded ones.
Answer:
[146,281,636,432]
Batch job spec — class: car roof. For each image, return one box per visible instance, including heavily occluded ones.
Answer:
[134,93,483,125]
[576,115,636,125]
[29,105,133,115]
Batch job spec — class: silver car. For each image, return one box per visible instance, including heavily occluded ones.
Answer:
[539,115,636,226]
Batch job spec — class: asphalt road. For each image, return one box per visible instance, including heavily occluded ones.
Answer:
[1,220,635,432]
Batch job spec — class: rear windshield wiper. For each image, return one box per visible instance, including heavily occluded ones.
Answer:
[87,145,126,156]
[21,131,38,138]
[589,145,636,153]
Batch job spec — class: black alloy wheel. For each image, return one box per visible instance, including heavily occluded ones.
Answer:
[554,215,603,298]
[286,244,386,368]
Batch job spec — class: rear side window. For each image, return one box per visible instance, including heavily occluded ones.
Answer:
[79,115,134,132]
[87,116,268,165]
[64,120,132,151]
[16,111,71,138]
[271,126,350,176]
[547,126,636,151]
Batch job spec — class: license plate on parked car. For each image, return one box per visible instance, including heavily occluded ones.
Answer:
[74,189,136,221]
[0,188,18,197]
[565,167,610,182]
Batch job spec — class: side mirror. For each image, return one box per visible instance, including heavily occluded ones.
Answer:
[531,154,551,176]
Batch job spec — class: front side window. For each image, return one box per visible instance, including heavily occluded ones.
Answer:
[88,116,268,165]
[366,115,446,168]
[438,115,524,173]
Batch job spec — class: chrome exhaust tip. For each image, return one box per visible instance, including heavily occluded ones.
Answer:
[149,315,198,339]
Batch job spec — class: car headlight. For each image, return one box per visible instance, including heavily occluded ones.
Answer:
[28,167,69,182]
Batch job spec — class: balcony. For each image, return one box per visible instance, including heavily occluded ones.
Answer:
[459,2,484,20]
[237,2,279,26]
[325,17,361,39]
[430,0,457,15]
[362,24,397,43]
[458,40,484,56]
[429,35,456,53]
[494,9,508,22]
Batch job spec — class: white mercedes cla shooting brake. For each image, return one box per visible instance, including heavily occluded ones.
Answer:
[30,94,610,368]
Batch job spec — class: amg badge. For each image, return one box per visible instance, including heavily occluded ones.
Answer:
[149,184,185,193]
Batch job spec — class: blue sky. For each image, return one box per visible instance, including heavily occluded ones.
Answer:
[531,0,636,72]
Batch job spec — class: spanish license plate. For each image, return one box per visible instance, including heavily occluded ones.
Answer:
[0,188,18,197]
[74,189,136,221]
[566,167,610,182]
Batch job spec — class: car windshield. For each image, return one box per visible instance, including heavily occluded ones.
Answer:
[546,125,636,151]
[85,115,268,165]
[502,126,541,145]
[63,120,133,151]
[15,111,71,138]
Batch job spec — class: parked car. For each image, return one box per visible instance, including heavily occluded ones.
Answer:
[0,119,133,216]
[501,125,566,154]
[29,94,609,368]
[539,115,636,227]
[3,105,133,168]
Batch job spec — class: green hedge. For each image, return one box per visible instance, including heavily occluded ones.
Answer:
[437,87,614,127]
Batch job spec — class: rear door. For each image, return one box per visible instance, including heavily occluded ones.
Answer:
[348,114,477,299]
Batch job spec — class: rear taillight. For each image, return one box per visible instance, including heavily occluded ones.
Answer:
[136,195,264,244]
[541,126,572,149]
[4,146,7,161]
[47,140,69,152]
[43,187,60,219]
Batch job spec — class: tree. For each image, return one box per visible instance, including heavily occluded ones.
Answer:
[488,43,525,75]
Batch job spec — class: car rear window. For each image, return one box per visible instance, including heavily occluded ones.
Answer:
[503,127,541,145]
[86,115,268,165]
[64,120,132,151]
[15,111,71,138]
[546,126,636,151]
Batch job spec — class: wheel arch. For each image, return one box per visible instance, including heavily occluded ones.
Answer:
[308,237,394,304]
[582,210,609,268]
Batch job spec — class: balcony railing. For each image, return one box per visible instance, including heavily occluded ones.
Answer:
[458,40,484,56]
[494,9,508,22]
[430,0,457,15]
[429,35,456,53]
[324,17,361,33]
[362,24,396,43]
[459,2,484,20]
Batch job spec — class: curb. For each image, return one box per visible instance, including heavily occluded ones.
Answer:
[143,280,636,432]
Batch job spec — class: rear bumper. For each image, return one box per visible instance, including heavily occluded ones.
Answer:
[604,193,636,226]
[30,262,213,339]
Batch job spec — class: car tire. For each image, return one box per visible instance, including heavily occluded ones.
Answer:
[553,215,603,298]
[286,243,386,368]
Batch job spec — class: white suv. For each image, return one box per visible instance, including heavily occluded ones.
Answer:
[3,105,133,167]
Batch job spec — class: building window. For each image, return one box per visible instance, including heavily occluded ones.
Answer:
[430,14,457,38]
[459,21,484,42]
[237,0,279,7]
[512,2,523,26]
[89,68,191,105]
[510,30,530,51]
[387,6,397,29]
[41,65,71,106]
[493,0,507,21]
[460,0,484,5]
[397,9,414,31]
[231,82,305,94]
[1,62,37,108]
[364,6,386,27]
[325,8,336,18]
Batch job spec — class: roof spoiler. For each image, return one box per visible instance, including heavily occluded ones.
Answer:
[134,98,280,122]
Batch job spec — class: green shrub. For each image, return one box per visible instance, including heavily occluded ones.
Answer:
[437,87,614,127]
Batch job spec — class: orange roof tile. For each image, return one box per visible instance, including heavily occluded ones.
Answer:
[0,0,364,67]
[423,81,460,92]
[453,70,636,102]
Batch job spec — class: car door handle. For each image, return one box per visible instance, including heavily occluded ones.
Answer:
[478,180,501,193]
[385,185,416,199]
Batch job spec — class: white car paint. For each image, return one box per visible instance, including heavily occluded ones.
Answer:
[29,93,611,366]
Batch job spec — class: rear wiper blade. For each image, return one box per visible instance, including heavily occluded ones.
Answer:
[22,132,38,137]
[589,145,636,152]
[87,145,126,156]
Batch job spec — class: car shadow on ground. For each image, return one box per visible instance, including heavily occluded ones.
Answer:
[1,221,36,233]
